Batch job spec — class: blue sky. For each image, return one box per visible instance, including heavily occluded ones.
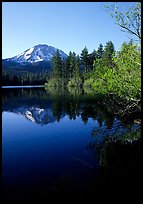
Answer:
[2,2,137,59]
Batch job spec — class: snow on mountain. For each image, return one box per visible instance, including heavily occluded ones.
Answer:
[5,44,67,64]
[12,106,59,125]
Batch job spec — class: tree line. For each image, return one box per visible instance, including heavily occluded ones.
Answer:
[45,40,115,88]
[2,71,49,86]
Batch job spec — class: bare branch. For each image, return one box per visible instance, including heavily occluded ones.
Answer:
[116,23,141,39]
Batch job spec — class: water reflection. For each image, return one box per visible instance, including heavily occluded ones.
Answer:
[2,87,141,200]
[2,87,115,126]
[2,87,139,139]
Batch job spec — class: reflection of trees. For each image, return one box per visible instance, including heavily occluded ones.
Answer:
[52,101,63,122]
[3,86,135,127]
[2,87,141,198]
[2,88,51,112]
[65,100,79,120]
[2,88,48,104]
[86,114,141,163]
[3,87,117,126]
[3,87,141,135]
[46,87,114,124]
[85,112,141,196]
[92,135,141,197]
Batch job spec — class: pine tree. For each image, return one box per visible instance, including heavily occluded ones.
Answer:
[49,49,63,86]
[96,43,104,59]
[102,41,115,67]
[75,55,80,78]
[80,46,89,74]
[88,49,97,70]
[69,51,76,79]
[65,55,70,80]
[52,50,62,78]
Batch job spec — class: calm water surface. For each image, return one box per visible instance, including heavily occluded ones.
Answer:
[2,87,140,200]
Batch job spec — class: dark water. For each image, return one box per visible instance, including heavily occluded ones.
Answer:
[2,87,141,200]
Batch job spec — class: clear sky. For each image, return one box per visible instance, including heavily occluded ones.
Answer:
[2,2,137,59]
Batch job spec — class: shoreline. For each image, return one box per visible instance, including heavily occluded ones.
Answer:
[2,85,45,88]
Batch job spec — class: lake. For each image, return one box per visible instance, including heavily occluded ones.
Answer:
[2,87,141,200]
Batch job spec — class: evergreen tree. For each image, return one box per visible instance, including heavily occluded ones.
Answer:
[74,55,80,79]
[67,54,83,88]
[102,41,115,68]
[65,55,70,80]
[52,49,63,79]
[88,49,97,70]
[96,43,104,59]
[69,51,76,79]
[80,46,89,74]
[50,49,63,86]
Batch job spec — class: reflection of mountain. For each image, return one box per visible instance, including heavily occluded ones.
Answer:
[12,106,59,125]
[2,88,65,125]
[2,87,116,126]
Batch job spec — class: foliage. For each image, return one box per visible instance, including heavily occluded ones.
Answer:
[45,49,67,87]
[67,77,82,89]
[51,49,63,79]
[80,46,89,73]
[68,51,76,79]
[46,51,82,88]
[102,41,115,67]
[67,55,82,88]
[111,41,141,100]
[104,2,141,41]
[86,41,141,101]
[83,78,94,88]
[96,43,104,59]
[46,39,141,117]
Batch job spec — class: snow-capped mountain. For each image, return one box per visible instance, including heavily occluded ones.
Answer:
[4,44,67,65]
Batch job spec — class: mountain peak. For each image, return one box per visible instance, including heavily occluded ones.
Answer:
[5,44,67,64]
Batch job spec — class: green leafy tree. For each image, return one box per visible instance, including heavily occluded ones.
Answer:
[105,2,141,41]
[92,41,141,101]
[112,41,141,99]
